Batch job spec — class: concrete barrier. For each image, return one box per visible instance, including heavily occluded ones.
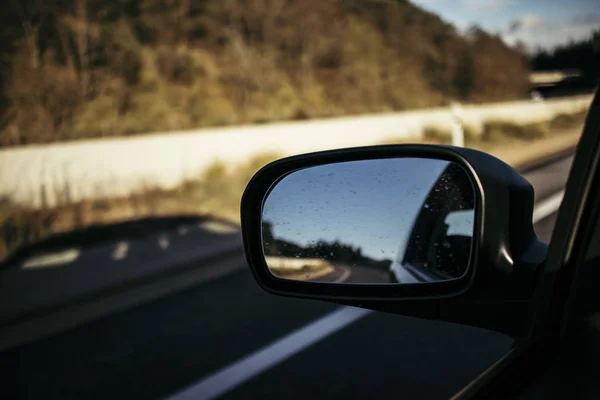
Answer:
[0,95,592,207]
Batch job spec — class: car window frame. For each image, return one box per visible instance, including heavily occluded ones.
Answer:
[452,89,600,399]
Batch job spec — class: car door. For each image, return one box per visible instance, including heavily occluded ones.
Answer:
[452,92,600,399]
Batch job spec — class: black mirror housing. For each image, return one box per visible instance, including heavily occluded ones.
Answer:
[241,145,548,337]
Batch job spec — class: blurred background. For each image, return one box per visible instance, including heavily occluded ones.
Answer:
[0,0,598,399]
[0,0,598,261]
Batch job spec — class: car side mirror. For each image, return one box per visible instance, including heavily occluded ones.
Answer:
[260,157,475,286]
[241,145,548,337]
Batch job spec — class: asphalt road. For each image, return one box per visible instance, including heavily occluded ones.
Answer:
[0,220,242,326]
[311,263,391,284]
[0,154,572,400]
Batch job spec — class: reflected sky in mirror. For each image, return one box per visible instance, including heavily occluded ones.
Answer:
[262,158,451,263]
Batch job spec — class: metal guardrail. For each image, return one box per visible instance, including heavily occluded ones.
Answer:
[0,95,592,207]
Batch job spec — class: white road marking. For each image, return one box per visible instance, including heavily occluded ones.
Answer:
[168,307,371,400]
[333,266,352,283]
[532,190,565,224]
[22,249,80,269]
[158,235,170,249]
[169,191,565,400]
[112,241,129,260]
[177,227,189,236]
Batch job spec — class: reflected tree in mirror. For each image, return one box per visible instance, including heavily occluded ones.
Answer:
[261,158,475,284]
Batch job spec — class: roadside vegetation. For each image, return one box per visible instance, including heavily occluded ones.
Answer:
[0,0,531,146]
[481,121,550,142]
[266,257,333,280]
[381,110,587,146]
[480,111,587,143]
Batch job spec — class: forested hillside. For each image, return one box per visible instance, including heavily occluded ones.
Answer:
[0,0,530,146]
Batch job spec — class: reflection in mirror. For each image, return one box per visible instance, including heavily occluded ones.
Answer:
[261,158,476,284]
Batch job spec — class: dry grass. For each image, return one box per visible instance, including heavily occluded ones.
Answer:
[379,110,586,154]
[482,120,550,142]
[480,112,586,143]
[377,136,443,145]
[0,199,57,263]
[549,111,588,131]
[462,124,481,144]
[423,125,453,144]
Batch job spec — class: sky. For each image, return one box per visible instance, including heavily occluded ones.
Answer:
[411,0,600,50]
[262,158,475,262]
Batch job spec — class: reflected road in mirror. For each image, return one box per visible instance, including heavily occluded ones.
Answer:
[261,158,476,284]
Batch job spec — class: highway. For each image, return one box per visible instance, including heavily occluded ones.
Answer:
[0,153,573,400]
[311,264,390,284]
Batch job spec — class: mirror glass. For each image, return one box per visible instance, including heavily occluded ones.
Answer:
[261,158,476,284]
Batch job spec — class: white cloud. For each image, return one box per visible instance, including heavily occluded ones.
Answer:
[461,0,513,10]
[502,18,598,51]
[503,14,543,35]
[500,14,544,50]
[518,15,543,29]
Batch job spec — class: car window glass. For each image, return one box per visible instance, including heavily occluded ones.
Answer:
[0,0,597,398]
